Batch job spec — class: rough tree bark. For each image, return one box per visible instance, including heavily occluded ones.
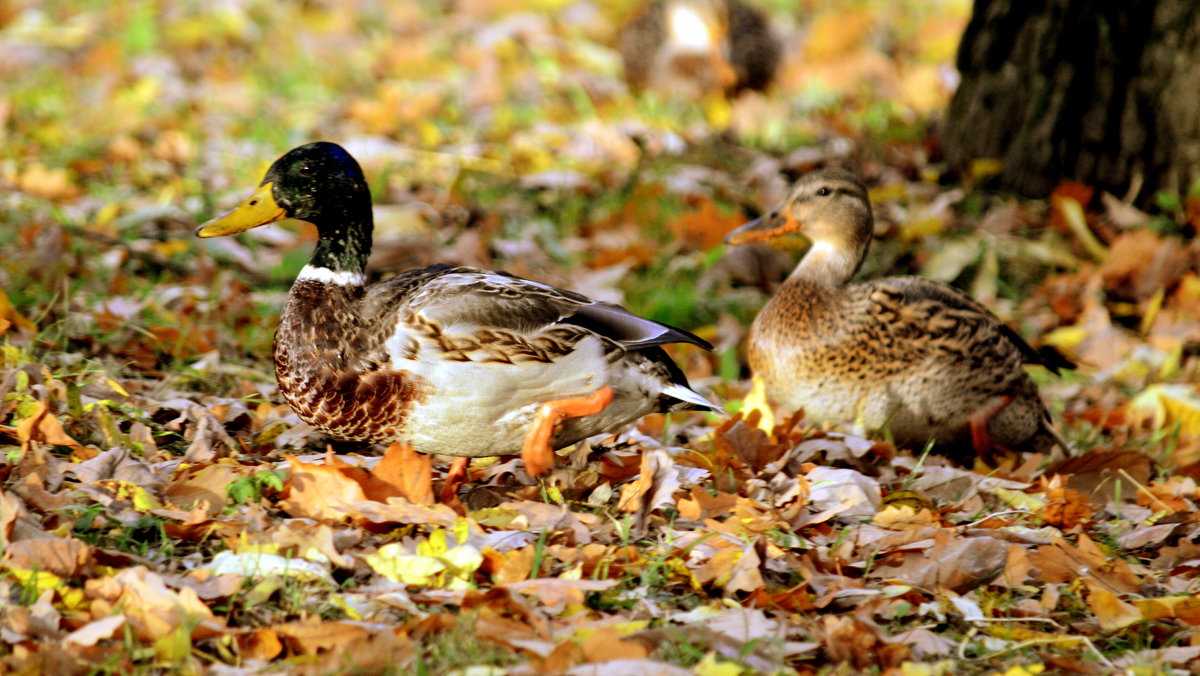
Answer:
[943,0,1200,205]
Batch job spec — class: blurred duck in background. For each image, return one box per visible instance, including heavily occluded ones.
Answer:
[619,0,781,99]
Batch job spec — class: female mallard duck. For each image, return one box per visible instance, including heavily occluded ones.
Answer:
[197,142,717,478]
[724,168,1069,456]
[619,0,781,99]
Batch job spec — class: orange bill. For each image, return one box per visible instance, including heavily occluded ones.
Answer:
[723,208,805,245]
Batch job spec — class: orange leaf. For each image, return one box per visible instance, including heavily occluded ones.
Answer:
[279,456,367,522]
[0,289,35,336]
[1135,594,1200,625]
[580,627,648,662]
[1041,485,1094,528]
[669,198,746,250]
[494,545,536,585]
[274,620,372,655]
[16,400,84,452]
[1086,584,1142,632]
[238,629,283,661]
[367,442,434,505]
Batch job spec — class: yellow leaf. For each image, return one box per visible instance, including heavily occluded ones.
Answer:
[693,652,749,676]
[743,375,774,433]
[8,569,63,594]
[126,483,163,511]
[969,158,1004,181]
[366,544,446,587]
[104,378,129,397]
[1131,384,1200,438]
[1040,325,1088,353]
[60,586,87,611]
[153,622,192,663]
[367,534,482,590]
[992,487,1046,511]
[704,96,732,128]
[1054,196,1108,263]
[995,666,1045,676]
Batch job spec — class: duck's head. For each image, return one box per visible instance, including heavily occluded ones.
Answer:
[724,168,873,283]
[196,141,371,239]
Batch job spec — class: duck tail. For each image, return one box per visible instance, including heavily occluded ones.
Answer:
[660,383,723,414]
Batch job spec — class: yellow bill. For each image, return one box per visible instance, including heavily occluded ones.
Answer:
[196,182,286,237]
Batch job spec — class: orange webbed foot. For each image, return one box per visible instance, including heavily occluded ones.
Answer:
[439,456,470,503]
[970,394,1015,457]
[520,385,615,476]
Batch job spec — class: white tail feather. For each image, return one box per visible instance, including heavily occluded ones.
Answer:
[660,383,722,413]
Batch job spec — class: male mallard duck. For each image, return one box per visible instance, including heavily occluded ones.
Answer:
[619,0,781,99]
[724,168,1069,456]
[197,142,717,478]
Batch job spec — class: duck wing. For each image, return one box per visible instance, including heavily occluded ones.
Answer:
[873,277,1072,374]
[369,264,712,351]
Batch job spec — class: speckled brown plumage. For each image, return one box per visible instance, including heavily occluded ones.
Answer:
[726,168,1069,455]
[274,279,428,442]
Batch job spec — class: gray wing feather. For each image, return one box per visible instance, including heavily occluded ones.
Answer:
[368,265,712,350]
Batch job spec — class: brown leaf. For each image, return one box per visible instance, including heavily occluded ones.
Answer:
[507,578,618,609]
[63,614,127,647]
[274,619,371,655]
[1027,534,1140,593]
[67,447,163,489]
[676,487,738,521]
[2,537,92,577]
[617,450,680,527]
[693,543,763,594]
[0,488,29,547]
[1099,229,1191,304]
[85,566,215,641]
[163,463,239,517]
[868,533,1007,593]
[819,614,910,669]
[1046,449,1153,502]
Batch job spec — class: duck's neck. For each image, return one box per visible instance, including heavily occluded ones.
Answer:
[302,208,373,286]
[785,240,864,289]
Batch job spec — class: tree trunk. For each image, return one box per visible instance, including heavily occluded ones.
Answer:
[943,0,1200,205]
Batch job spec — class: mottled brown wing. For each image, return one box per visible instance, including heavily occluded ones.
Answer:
[875,276,1069,374]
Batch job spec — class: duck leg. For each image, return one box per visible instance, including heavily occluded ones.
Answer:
[521,386,615,476]
[969,394,1014,456]
[439,457,470,503]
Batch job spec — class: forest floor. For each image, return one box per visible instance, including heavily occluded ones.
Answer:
[3,1,1200,674]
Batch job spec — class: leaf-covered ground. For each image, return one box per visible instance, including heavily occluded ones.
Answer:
[3,1,1200,674]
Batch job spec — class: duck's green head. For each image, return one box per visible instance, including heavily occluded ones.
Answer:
[197,141,373,273]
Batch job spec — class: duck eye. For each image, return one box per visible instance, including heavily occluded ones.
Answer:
[816,186,832,197]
